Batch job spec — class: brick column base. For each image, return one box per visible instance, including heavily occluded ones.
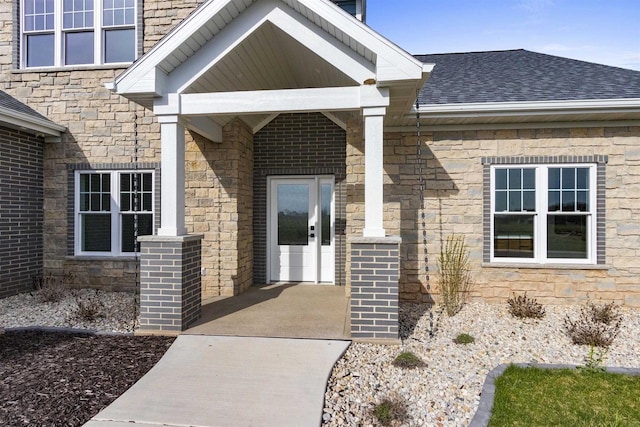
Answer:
[350,236,401,343]
[138,235,203,333]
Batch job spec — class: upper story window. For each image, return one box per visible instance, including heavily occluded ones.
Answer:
[490,164,597,264]
[21,0,137,68]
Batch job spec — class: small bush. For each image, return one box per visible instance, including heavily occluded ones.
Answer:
[372,396,408,426]
[588,301,622,325]
[580,344,608,374]
[564,301,622,348]
[72,291,105,322]
[392,351,426,369]
[33,273,74,303]
[507,293,546,319]
[454,333,475,344]
[436,234,473,317]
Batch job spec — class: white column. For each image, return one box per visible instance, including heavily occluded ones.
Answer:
[362,107,386,237]
[158,115,187,236]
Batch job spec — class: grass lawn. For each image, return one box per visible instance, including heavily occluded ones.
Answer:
[489,365,640,427]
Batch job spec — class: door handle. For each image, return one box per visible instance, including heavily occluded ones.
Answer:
[309,233,315,238]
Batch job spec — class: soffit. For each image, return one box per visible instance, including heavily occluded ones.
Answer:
[183,21,357,94]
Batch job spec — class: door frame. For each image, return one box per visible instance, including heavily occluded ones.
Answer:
[266,175,335,284]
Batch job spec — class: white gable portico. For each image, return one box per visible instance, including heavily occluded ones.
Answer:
[109,0,431,337]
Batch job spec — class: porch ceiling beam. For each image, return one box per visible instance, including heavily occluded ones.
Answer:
[182,116,223,142]
[179,86,390,116]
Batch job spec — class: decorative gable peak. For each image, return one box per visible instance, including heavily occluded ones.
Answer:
[331,0,366,22]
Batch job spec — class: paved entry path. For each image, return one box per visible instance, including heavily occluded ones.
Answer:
[84,335,350,427]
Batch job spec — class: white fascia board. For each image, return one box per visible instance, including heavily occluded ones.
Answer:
[295,0,424,83]
[169,1,374,93]
[0,108,66,138]
[179,86,389,116]
[112,0,244,95]
[410,98,640,118]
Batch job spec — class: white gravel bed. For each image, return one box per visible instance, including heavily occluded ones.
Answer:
[322,302,640,427]
[0,289,137,333]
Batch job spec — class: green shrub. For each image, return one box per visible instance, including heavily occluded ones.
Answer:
[392,351,426,369]
[436,234,473,316]
[454,333,475,344]
[507,293,546,319]
[564,301,622,347]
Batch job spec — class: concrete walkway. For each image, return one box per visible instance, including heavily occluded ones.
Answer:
[84,335,350,427]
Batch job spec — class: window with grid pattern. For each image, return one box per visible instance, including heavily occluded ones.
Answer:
[491,164,596,263]
[76,171,153,256]
[21,0,136,68]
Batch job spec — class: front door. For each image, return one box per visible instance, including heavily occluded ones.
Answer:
[268,177,335,283]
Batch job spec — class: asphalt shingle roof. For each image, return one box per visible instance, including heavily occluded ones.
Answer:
[0,89,50,121]
[416,49,640,105]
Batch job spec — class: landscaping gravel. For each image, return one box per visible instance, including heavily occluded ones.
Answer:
[2,289,639,426]
[322,302,640,426]
[0,289,138,333]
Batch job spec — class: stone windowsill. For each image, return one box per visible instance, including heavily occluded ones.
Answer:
[11,64,130,74]
[482,262,609,270]
[65,255,138,262]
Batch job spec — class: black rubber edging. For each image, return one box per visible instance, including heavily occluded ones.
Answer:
[3,326,134,336]
[468,363,640,427]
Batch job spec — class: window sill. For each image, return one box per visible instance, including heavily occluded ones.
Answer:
[12,64,131,74]
[482,262,609,270]
[66,255,138,262]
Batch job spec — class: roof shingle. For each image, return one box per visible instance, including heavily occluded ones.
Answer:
[0,89,50,121]
[416,49,640,105]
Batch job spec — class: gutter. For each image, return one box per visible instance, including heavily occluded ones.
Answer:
[409,98,640,119]
[0,107,66,141]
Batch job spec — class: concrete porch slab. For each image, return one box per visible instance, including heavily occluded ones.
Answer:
[185,283,350,339]
[84,335,350,427]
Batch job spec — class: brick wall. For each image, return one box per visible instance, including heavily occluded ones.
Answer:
[0,126,43,297]
[253,113,347,285]
[350,237,401,340]
[138,235,202,332]
[349,126,640,307]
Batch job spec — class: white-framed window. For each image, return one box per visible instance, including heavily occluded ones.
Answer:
[21,0,136,68]
[75,170,153,256]
[490,164,597,264]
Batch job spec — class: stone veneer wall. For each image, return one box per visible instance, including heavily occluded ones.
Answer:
[0,126,44,297]
[253,113,347,285]
[185,119,254,298]
[0,0,206,290]
[346,126,640,307]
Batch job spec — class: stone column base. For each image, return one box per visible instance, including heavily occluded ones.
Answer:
[350,236,401,342]
[138,235,203,333]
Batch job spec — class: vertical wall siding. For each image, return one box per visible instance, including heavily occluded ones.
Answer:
[0,126,44,297]
[253,113,347,285]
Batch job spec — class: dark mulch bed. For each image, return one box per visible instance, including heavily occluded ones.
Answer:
[0,330,174,426]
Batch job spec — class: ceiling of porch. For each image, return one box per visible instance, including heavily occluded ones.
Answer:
[112,0,429,136]
[180,20,361,131]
